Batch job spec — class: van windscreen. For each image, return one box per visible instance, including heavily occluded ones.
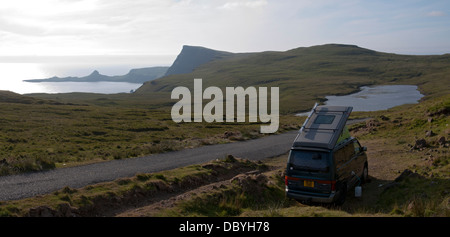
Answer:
[288,150,330,173]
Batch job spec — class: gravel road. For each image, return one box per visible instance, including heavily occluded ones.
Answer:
[0,119,368,201]
[0,131,298,201]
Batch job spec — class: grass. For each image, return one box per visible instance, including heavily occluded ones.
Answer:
[0,93,302,175]
[378,176,450,217]
[0,156,265,217]
[163,172,287,217]
[158,94,450,217]
[347,94,450,216]
[0,91,448,217]
[6,43,446,175]
[0,44,448,217]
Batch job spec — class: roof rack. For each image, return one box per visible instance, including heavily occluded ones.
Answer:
[293,104,353,150]
[299,102,318,134]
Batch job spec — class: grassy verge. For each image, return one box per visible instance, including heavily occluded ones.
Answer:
[157,169,288,217]
[0,155,267,217]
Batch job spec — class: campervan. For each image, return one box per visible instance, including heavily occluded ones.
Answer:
[285,104,368,205]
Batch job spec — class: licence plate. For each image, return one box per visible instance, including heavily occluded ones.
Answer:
[304,180,314,188]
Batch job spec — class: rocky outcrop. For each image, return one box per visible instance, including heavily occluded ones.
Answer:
[394,169,425,182]
[438,136,447,147]
[28,203,79,217]
[413,138,428,150]
[164,45,232,76]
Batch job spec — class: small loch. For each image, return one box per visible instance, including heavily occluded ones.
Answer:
[297,85,424,116]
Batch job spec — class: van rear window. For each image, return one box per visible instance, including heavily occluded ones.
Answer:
[288,150,330,173]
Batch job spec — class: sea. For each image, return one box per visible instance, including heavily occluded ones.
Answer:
[0,55,174,94]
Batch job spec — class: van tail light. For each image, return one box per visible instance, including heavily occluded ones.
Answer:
[285,176,300,185]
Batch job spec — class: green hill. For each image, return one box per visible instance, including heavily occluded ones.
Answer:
[135,44,450,113]
[0,90,60,105]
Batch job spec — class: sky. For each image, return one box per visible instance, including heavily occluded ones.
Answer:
[0,0,449,63]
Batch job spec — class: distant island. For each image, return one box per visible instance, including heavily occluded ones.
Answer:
[24,66,169,84]
[24,45,234,84]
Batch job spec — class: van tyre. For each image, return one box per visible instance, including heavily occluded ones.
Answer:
[361,163,369,184]
[334,183,347,206]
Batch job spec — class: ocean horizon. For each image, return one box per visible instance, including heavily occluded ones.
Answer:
[0,55,174,94]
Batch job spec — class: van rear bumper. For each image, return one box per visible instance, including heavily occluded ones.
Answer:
[286,189,336,203]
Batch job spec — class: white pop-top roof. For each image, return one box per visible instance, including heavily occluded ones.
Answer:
[293,105,353,150]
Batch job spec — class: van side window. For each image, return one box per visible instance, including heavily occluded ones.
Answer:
[334,142,355,168]
[334,148,345,168]
[353,140,362,154]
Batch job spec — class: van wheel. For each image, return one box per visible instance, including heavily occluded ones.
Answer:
[334,184,347,206]
[361,164,369,184]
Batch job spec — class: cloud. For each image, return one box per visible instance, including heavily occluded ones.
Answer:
[427,11,446,17]
[0,0,449,56]
[219,0,268,10]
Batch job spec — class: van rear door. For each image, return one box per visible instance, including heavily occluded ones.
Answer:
[286,149,334,194]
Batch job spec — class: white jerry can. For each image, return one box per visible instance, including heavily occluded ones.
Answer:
[355,186,362,197]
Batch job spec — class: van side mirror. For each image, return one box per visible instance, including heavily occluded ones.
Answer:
[360,146,367,152]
